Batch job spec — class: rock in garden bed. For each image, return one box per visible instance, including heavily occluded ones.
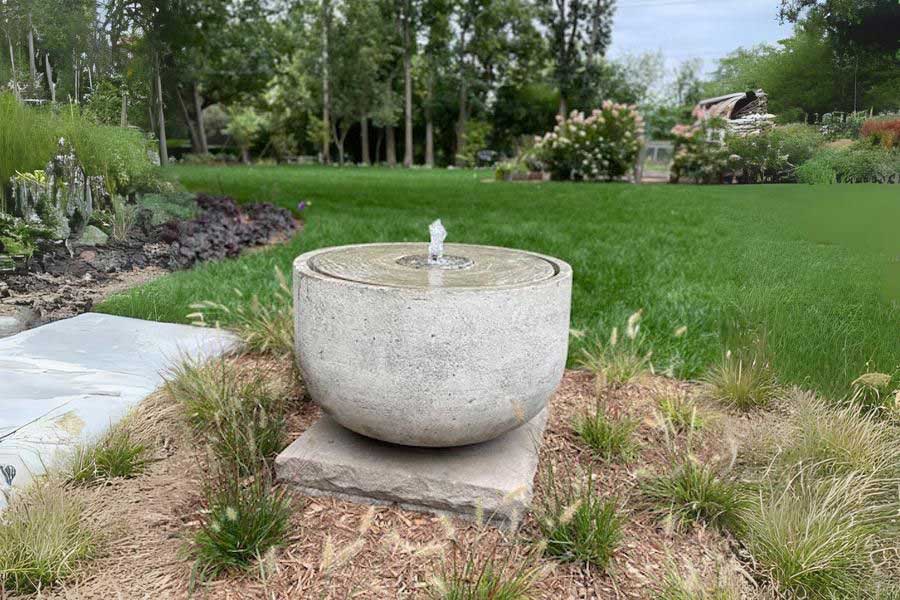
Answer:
[0,194,297,335]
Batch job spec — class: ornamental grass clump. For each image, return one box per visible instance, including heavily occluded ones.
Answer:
[68,425,150,484]
[0,478,97,594]
[703,350,778,412]
[578,310,652,387]
[641,457,747,533]
[656,391,704,434]
[742,469,893,599]
[189,267,294,359]
[533,101,644,181]
[165,358,285,475]
[192,471,292,580]
[534,465,623,569]
[573,404,639,463]
[428,528,543,600]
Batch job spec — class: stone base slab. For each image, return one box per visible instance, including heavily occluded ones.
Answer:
[275,409,548,525]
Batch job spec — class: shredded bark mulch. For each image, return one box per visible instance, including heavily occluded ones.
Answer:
[41,362,759,600]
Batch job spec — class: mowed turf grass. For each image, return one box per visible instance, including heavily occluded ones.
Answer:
[98,166,900,395]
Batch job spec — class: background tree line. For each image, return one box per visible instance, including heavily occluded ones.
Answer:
[1,0,896,166]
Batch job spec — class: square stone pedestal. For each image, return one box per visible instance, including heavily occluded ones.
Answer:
[275,409,548,525]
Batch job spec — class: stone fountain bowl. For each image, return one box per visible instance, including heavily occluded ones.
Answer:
[293,242,572,447]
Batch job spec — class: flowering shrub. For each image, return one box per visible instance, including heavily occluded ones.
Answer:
[669,117,731,184]
[726,124,823,183]
[533,102,644,181]
[860,117,900,150]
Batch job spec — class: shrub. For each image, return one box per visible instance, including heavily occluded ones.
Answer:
[137,191,199,226]
[224,105,268,164]
[726,124,824,183]
[192,473,292,579]
[456,120,493,167]
[533,102,644,181]
[0,212,53,258]
[743,470,892,599]
[68,426,150,484]
[641,458,747,533]
[669,117,731,184]
[535,466,623,569]
[703,350,778,411]
[573,405,639,463]
[796,144,900,184]
[860,118,900,150]
[0,479,96,593]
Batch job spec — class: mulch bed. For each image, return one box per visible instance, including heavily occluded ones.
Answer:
[44,360,758,599]
[0,196,297,334]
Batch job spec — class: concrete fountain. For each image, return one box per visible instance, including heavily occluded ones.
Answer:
[276,221,572,522]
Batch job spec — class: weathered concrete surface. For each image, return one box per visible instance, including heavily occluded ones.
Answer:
[276,409,548,524]
[0,313,236,507]
[294,243,572,447]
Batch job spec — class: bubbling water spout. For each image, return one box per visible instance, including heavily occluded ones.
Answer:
[428,219,447,264]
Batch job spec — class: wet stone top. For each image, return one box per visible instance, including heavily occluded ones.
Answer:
[308,243,558,289]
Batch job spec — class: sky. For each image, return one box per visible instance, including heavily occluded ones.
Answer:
[608,0,794,75]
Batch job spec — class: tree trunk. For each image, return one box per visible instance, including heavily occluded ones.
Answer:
[375,128,384,163]
[241,146,250,164]
[6,30,17,98]
[386,126,397,166]
[558,96,567,117]
[360,116,370,165]
[332,121,346,166]
[193,82,208,153]
[177,87,200,152]
[44,53,56,103]
[73,51,79,103]
[425,116,434,168]
[455,75,467,166]
[120,93,128,127]
[321,0,332,165]
[155,55,168,166]
[27,14,37,82]
[402,21,413,168]
[424,77,434,167]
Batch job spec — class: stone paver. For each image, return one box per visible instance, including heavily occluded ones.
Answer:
[0,313,236,506]
[276,409,548,525]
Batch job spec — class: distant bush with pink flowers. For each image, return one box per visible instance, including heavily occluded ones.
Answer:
[533,102,644,181]
[669,117,732,184]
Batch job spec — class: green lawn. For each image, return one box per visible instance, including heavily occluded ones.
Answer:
[98,166,900,395]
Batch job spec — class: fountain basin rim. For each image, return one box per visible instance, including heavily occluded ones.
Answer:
[295,242,571,291]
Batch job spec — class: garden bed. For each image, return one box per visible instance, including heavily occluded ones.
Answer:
[0,195,297,337]
[33,359,751,599]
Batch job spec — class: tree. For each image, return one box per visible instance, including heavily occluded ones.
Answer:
[225,105,267,163]
[538,0,616,115]
[416,0,452,166]
[779,0,900,53]
[671,58,703,106]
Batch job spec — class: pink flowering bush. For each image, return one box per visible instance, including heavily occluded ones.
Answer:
[533,102,644,181]
[669,117,731,184]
